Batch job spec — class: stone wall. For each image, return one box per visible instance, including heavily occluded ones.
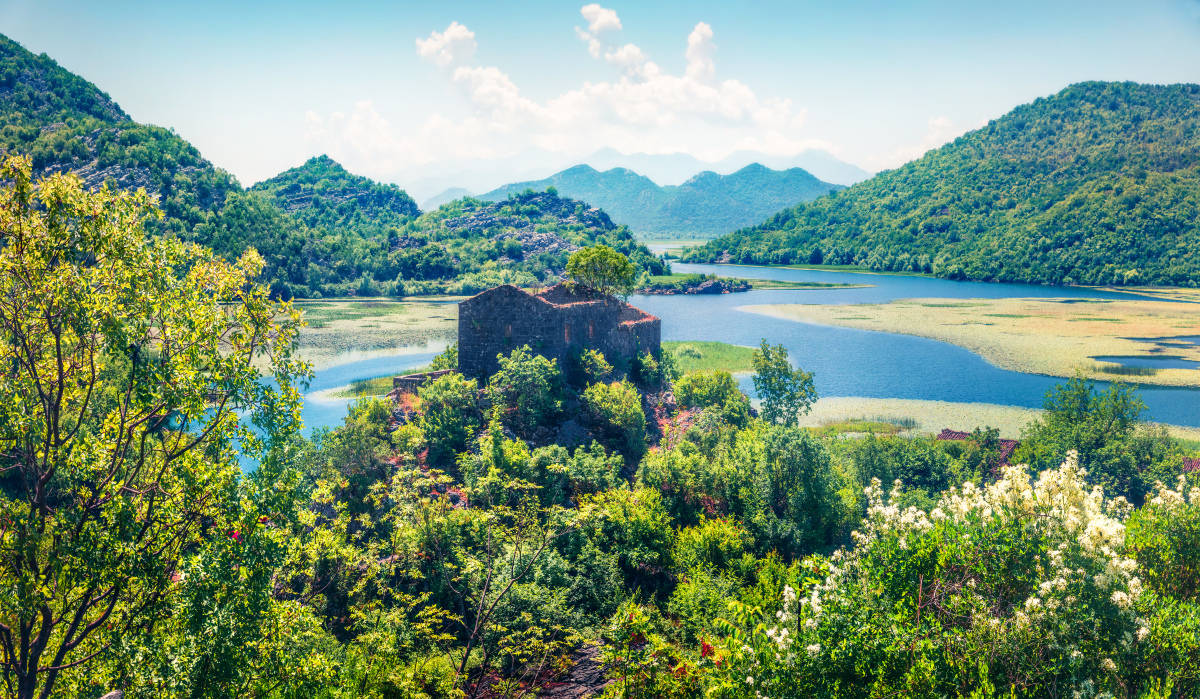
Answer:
[391,369,453,396]
[457,284,661,379]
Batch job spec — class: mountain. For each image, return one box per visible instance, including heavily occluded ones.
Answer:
[687,82,1200,287]
[0,34,240,234]
[479,163,842,238]
[0,34,658,298]
[252,155,420,233]
[391,190,666,296]
[421,187,474,211]
[582,147,872,187]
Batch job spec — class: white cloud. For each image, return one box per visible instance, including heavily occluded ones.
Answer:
[307,9,833,182]
[580,3,622,34]
[685,22,715,81]
[415,21,477,67]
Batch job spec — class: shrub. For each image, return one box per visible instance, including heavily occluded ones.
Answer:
[674,370,750,426]
[417,372,480,463]
[583,380,647,456]
[710,453,1152,697]
[487,345,562,436]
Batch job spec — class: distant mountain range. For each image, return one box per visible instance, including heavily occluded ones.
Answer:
[406,147,870,202]
[687,81,1200,286]
[579,147,871,188]
[428,162,842,238]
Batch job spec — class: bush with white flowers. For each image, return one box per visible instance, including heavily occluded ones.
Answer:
[708,452,1171,698]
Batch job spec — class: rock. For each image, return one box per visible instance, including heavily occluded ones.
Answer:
[99,691,124,699]
[540,643,610,698]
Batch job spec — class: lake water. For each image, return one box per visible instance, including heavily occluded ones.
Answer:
[299,263,1200,432]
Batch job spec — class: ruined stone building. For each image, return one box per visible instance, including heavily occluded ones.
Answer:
[457,283,661,379]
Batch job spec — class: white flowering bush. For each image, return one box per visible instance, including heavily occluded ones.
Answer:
[707,453,1168,698]
[1124,477,1200,694]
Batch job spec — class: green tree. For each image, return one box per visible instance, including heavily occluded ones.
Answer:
[583,380,647,456]
[751,340,817,425]
[487,346,563,437]
[1012,376,1171,501]
[565,244,637,296]
[674,370,750,426]
[418,372,481,463]
[0,156,307,699]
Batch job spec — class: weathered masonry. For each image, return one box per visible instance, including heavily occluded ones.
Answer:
[457,283,661,379]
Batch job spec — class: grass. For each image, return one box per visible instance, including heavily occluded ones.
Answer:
[664,341,757,374]
[743,296,1200,388]
[810,418,905,436]
[328,375,397,399]
[1098,364,1161,377]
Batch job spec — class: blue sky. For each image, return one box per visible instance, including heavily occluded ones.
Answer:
[3,0,1199,194]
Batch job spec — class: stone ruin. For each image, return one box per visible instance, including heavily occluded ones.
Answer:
[457,283,661,379]
[390,283,661,397]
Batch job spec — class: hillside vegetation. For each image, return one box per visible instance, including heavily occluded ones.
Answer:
[687,82,1200,287]
[480,162,841,237]
[0,34,662,298]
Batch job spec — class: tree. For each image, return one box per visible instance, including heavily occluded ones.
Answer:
[418,372,481,463]
[0,156,306,699]
[583,380,646,456]
[751,340,817,425]
[1012,376,1169,501]
[565,244,637,296]
[674,370,750,426]
[487,346,562,437]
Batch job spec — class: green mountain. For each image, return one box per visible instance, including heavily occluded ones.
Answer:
[251,155,419,234]
[387,190,666,296]
[0,34,660,298]
[0,35,239,233]
[687,82,1200,287]
[479,162,841,238]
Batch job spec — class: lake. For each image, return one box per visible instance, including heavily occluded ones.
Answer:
[298,263,1200,432]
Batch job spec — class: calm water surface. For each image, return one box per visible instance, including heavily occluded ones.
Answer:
[299,264,1200,431]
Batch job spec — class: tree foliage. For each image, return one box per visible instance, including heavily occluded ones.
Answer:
[752,340,817,425]
[565,244,638,296]
[0,156,306,699]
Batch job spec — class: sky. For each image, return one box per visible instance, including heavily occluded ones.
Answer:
[3,0,1200,196]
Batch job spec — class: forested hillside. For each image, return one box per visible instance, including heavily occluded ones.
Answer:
[0,34,662,298]
[0,35,239,233]
[687,82,1200,286]
[251,155,420,234]
[480,162,841,237]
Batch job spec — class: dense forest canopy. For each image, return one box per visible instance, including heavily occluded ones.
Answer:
[0,34,665,298]
[479,162,842,238]
[687,81,1200,287]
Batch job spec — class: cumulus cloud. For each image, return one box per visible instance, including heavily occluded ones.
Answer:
[308,7,831,180]
[576,4,623,58]
[580,3,622,34]
[415,21,476,67]
[685,22,715,81]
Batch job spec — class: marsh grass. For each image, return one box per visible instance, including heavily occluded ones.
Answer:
[663,341,757,374]
[290,299,457,369]
[1098,364,1161,377]
[328,375,397,399]
[811,414,919,436]
[812,419,903,436]
[744,296,1200,388]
